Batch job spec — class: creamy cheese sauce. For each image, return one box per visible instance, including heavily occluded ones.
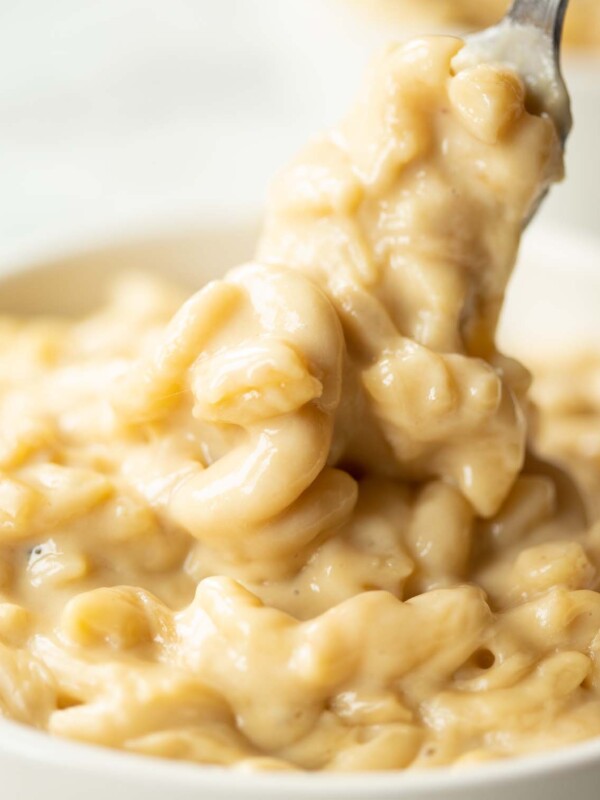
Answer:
[0,36,599,771]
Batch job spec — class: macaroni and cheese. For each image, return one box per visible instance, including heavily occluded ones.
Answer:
[0,36,599,771]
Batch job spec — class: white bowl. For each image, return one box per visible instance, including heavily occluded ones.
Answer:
[0,222,599,800]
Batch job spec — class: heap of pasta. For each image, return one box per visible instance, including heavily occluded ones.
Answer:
[1,36,599,770]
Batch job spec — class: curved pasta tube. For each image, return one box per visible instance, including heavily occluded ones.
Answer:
[175,576,491,751]
[333,283,527,516]
[113,280,242,423]
[115,263,357,560]
[425,651,591,738]
[0,643,56,726]
[502,587,600,653]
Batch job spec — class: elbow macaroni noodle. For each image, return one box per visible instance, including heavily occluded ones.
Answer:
[0,36,599,771]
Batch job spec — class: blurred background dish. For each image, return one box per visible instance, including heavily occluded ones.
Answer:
[342,0,600,49]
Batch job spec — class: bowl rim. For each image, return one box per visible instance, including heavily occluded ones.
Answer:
[1,221,600,795]
[1,717,600,796]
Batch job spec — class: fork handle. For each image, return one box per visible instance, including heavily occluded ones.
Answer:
[508,0,570,48]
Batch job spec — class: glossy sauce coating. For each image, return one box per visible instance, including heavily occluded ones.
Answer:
[0,37,599,771]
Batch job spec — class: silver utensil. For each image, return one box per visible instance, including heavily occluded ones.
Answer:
[458,0,572,144]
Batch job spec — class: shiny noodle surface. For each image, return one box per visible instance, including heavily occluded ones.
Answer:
[0,37,599,771]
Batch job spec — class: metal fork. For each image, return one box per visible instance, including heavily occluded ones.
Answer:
[458,0,572,145]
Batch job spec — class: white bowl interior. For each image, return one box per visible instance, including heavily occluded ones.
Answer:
[0,221,259,316]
